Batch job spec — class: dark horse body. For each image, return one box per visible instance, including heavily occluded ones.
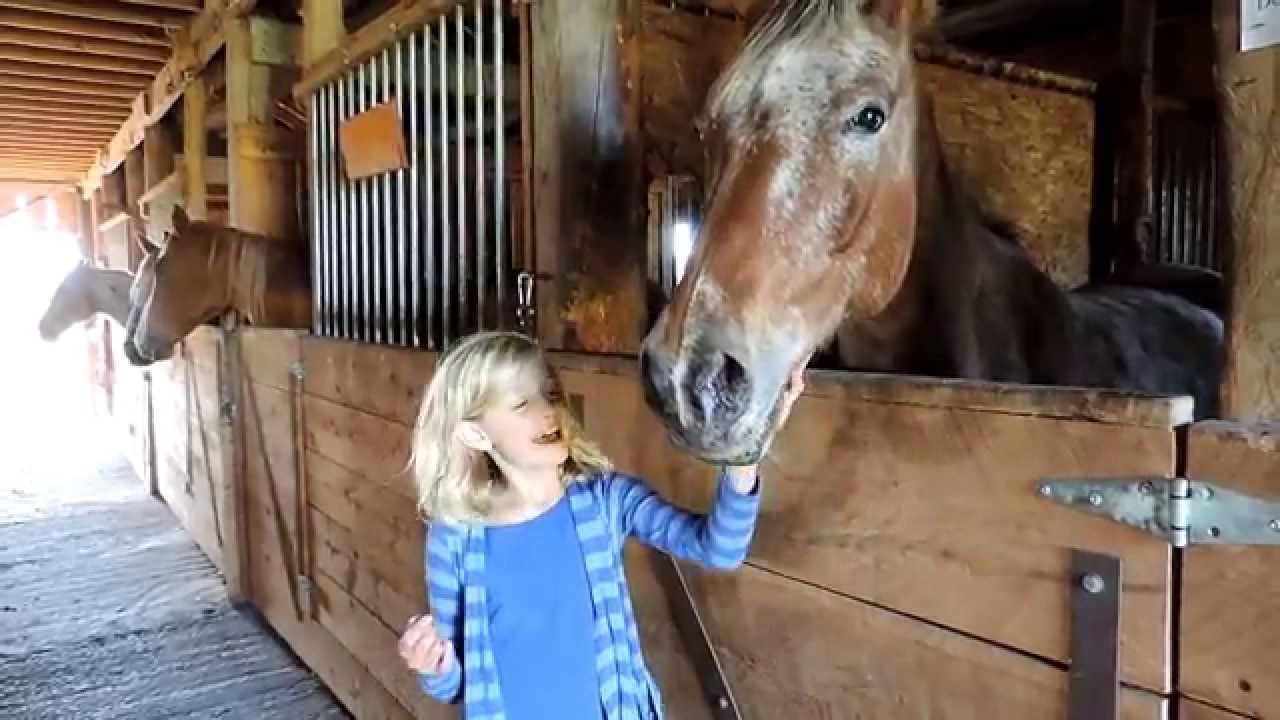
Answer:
[640,0,1222,464]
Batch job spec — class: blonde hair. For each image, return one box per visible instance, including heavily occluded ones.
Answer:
[411,330,611,524]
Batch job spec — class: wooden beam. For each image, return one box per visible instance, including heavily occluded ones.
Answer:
[0,7,171,46]
[0,98,129,118]
[0,44,164,76]
[0,26,170,62]
[294,0,454,99]
[117,0,203,11]
[0,171,81,182]
[1213,0,1280,420]
[0,87,134,109]
[144,121,175,190]
[184,74,208,219]
[0,59,153,89]
[0,76,138,99]
[1110,0,1157,275]
[302,0,345,67]
[0,112,122,128]
[80,0,262,196]
[0,0,191,29]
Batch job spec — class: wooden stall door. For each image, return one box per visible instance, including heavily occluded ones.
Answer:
[1181,420,1280,718]
[555,356,1175,718]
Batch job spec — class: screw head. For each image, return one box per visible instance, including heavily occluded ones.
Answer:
[1270,519,1280,532]
[1081,573,1105,594]
[1139,481,1154,495]
[1039,484,1053,497]
[1088,492,1104,507]
[717,697,729,710]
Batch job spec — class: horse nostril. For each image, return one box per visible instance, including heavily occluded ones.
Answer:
[685,348,750,421]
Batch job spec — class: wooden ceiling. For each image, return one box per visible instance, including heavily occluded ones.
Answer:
[0,0,202,185]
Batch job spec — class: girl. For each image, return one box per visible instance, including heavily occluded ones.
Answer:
[397,330,804,719]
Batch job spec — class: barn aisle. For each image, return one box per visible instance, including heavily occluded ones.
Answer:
[0,223,350,719]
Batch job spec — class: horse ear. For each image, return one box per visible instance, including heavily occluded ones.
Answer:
[863,0,939,35]
[172,204,190,234]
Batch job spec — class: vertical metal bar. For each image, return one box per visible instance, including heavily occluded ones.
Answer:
[317,86,328,336]
[326,84,339,338]
[407,34,422,348]
[1067,549,1121,720]
[361,59,374,342]
[368,56,382,345]
[380,48,394,344]
[395,40,409,346]
[439,15,451,343]
[494,0,507,331]
[455,4,468,335]
[1208,135,1219,271]
[424,27,435,350]
[309,90,322,334]
[476,0,488,330]
[343,73,356,339]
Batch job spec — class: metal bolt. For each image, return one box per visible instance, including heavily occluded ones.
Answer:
[1081,573,1105,594]
[1088,492,1104,507]
[717,697,729,710]
[1039,484,1053,497]
[1139,481,1154,495]
[1270,519,1280,532]
[1198,486,1214,500]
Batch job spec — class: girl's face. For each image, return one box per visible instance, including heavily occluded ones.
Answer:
[473,375,569,474]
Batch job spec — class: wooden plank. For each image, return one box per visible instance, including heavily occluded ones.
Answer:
[0,0,192,28]
[0,59,150,88]
[144,122,175,191]
[1179,697,1252,720]
[292,0,455,100]
[630,551,1166,719]
[1213,0,1280,420]
[0,88,131,111]
[552,352,1194,430]
[0,7,172,47]
[0,44,162,76]
[556,360,1176,694]
[183,74,208,219]
[302,392,415,501]
[300,335,431,427]
[307,450,423,604]
[0,76,139,100]
[243,477,423,720]
[1181,420,1280,717]
[241,328,302,392]
[310,507,420,633]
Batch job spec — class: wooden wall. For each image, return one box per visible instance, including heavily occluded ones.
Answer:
[213,330,1226,719]
[548,2,1096,353]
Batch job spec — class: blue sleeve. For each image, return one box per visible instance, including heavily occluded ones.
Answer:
[607,470,761,570]
[417,523,463,704]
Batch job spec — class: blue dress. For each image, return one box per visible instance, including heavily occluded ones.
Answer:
[486,493,602,719]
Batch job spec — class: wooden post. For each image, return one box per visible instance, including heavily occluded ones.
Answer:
[1213,1,1280,421]
[143,121,175,191]
[302,0,345,68]
[184,74,209,220]
[1109,0,1156,276]
[124,146,146,271]
[225,14,298,240]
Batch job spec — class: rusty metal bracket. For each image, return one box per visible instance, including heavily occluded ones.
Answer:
[650,552,743,720]
[1068,549,1121,720]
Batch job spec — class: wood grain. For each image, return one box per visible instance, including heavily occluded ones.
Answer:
[300,335,430,427]
[556,359,1176,693]
[1212,0,1280,421]
[1181,420,1280,718]
[1178,697,1252,720]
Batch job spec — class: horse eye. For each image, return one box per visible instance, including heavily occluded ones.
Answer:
[844,104,887,135]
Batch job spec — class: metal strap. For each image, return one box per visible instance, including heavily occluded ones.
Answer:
[1068,549,1121,720]
[650,551,744,720]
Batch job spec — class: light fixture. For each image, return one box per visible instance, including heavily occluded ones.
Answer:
[647,174,701,298]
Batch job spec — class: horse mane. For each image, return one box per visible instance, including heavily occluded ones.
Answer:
[707,0,864,121]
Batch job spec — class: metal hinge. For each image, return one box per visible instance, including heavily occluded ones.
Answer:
[1039,476,1280,547]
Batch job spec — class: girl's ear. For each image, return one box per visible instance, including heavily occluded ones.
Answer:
[455,421,492,453]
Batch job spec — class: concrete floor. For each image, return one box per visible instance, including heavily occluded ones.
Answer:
[0,424,350,720]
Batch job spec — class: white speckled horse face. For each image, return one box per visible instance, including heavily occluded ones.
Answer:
[641,0,937,464]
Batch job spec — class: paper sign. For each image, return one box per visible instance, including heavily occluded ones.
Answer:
[339,100,408,181]
[1242,0,1280,52]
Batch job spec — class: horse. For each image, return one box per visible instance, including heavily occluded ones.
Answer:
[129,205,311,364]
[638,0,1223,465]
[38,261,135,342]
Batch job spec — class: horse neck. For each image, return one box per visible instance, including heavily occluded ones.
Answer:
[88,266,135,327]
[221,231,269,323]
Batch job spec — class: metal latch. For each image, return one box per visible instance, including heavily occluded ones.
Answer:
[1039,476,1280,547]
[516,271,536,331]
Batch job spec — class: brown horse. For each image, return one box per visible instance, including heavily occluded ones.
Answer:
[129,206,311,364]
[38,261,134,342]
[639,0,1223,465]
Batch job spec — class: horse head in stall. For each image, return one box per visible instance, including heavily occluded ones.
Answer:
[129,205,312,364]
[38,260,135,342]
[639,0,1222,465]
[122,216,168,366]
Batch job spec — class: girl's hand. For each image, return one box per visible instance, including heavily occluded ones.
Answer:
[398,614,453,675]
[724,364,806,491]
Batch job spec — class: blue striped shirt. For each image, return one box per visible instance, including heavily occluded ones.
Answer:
[417,469,761,720]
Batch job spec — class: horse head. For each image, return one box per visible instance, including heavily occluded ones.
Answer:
[125,207,188,365]
[640,0,938,464]
[38,260,94,341]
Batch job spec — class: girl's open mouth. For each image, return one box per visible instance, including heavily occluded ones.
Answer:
[532,429,562,445]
